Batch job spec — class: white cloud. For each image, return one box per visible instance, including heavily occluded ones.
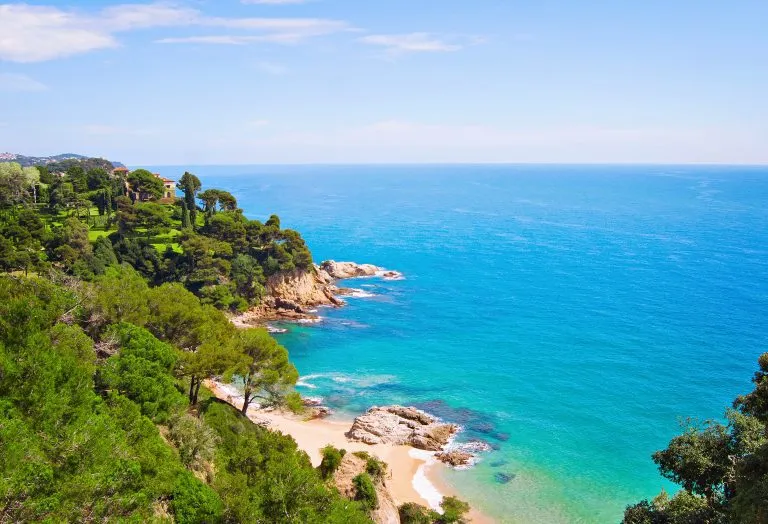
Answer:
[360,33,464,54]
[0,73,48,92]
[0,4,117,62]
[0,3,350,62]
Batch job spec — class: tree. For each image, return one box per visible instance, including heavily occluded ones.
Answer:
[168,413,220,471]
[0,162,28,208]
[231,254,265,303]
[226,328,298,415]
[177,172,201,230]
[623,352,768,524]
[50,217,92,267]
[127,169,164,201]
[198,189,220,218]
[135,202,172,239]
[22,166,40,204]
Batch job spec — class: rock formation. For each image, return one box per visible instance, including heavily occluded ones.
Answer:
[435,451,474,467]
[319,260,380,279]
[332,453,400,524]
[346,406,459,451]
[232,260,402,324]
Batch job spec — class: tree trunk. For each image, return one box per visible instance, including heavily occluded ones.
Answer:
[241,387,251,415]
[193,381,201,405]
[189,376,197,404]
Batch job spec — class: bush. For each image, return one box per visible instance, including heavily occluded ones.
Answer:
[168,413,220,471]
[438,496,471,524]
[319,445,345,479]
[399,502,438,524]
[171,471,224,524]
[353,473,378,510]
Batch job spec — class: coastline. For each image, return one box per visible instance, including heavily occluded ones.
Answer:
[204,380,491,522]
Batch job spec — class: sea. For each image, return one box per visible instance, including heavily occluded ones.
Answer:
[146,164,768,523]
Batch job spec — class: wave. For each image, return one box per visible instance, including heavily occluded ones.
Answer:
[345,288,377,298]
[409,449,444,511]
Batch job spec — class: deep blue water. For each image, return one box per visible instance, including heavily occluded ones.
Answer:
[149,164,768,522]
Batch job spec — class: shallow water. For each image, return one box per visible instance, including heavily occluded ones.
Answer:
[151,164,768,522]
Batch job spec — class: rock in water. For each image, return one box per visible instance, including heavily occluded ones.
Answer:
[319,260,381,279]
[346,405,459,451]
[435,451,474,467]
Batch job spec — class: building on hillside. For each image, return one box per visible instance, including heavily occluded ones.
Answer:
[122,169,177,203]
[156,174,177,202]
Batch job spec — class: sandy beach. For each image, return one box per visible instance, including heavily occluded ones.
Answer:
[204,380,444,507]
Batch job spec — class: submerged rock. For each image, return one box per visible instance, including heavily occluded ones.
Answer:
[489,459,509,468]
[346,405,459,451]
[493,472,516,484]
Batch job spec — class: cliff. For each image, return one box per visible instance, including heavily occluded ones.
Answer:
[332,453,400,524]
[233,260,402,324]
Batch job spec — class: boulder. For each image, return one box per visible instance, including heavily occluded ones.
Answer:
[320,260,381,279]
[347,406,458,451]
[435,451,474,467]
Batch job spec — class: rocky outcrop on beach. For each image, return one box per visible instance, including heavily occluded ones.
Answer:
[332,453,400,524]
[435,451,474,467]
[346,406,459,451]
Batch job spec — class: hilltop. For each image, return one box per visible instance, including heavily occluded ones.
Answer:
[0,152,125,169]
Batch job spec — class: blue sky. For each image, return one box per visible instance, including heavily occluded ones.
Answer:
[0,0,766,164]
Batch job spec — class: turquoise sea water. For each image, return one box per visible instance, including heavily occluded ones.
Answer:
[152,164,768,522]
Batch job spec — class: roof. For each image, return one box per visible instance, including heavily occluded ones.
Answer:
[113,166,129,172]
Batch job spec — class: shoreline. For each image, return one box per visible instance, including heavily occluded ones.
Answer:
[203,380,491,522]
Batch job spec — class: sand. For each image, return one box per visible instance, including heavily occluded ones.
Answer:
[203,380,492,522]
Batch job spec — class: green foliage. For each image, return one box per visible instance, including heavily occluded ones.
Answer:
[87,264,150,333]
[624,352,768,523]
[227,327,299,414]
[202,400,371,523]
[438,496,471,524]
[0,276,188,522]
[319,445,346,479]
[399,503,440,524]
[127,169,164,201]
[168,413,220,471]
[96,323,184,422]
[171,470,224,524]
[353,473,378,510]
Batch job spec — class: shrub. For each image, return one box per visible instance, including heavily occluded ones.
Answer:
[171,471,224,524]
[168,413,220,471]
[319,445,345,479]
[399,502,438,524]
[353,473,378,510]
[438,496,471,524]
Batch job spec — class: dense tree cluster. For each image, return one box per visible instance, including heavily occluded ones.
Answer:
[0,161,314,311]
[0,274,372,522]
[623,353,768,523]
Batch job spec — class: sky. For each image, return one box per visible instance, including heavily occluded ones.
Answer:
[0,0,766,165]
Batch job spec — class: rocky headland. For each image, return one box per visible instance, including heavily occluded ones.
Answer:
[232,260,404,324]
